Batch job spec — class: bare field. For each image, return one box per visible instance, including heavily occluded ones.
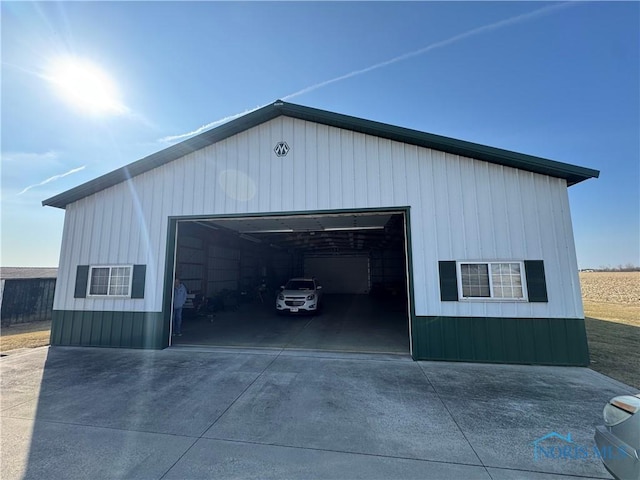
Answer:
[580,271,640,316]
[580,272,639,389]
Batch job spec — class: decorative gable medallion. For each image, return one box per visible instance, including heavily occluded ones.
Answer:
[274,141,290,157]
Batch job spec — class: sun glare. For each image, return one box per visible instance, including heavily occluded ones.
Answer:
[46,57,127,115]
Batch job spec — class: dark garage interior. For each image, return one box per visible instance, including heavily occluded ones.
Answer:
[170,211,411,354]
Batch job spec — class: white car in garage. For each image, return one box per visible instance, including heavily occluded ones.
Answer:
[276,278,322,314]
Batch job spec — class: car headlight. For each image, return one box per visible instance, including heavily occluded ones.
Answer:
[603,395,640,426]
[278,294,284,300]
[306,294,315,301]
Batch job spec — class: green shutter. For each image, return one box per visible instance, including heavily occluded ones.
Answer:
[525,260,548,302]
[439,261,459,301]
[131,265,146,299]
[74,265,89,298]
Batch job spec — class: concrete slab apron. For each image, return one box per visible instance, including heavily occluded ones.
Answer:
[418,361,630,479]
[1,347,277,437]
[204,354,482,466]
[2,346,626,480]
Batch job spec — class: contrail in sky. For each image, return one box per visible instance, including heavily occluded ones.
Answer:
[159,106,265,143]
[18,165,86,195]
[162,2,573,143]
[282,2,574,100]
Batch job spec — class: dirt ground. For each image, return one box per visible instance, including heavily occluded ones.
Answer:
[580,271,639,389]
[0,320,52,353]
[1,272,638,387]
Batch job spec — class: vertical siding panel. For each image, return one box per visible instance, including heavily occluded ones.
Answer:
[202,147,214,211]
[488,165,510,256]
[353,133,367,208]
[268,119,283,211]
[85,195,99,265]
[56,206,76,309]
[108,183,123,267]
[121,311,133,347]
[119,183,133,265]
[80,313,92,345]
[521,172,541,258]
[405,144,426,312]
[505,169,525,259]
[328,123,342,209]
[378,139,393,207]
[182,147,196,215]
[340,130,356,207]
[101,312,112,345]
[257,124,269,209]
[90,313,103,345]
[416,148,436,314]
[192,150,206,213]
[316,124,330,208]
[131,311,145,346]
[212,142,225,213]
[281,118,295,210]
[432,151,451,260]
[303,123,317,210]
[70,311,83,344]
[551,178,573,317]
[475,162,495,259]
[98,190,113,264]
[460,157,481,258]
[541,176,563,315]
[292,119,307,209]
[111,310,123,346]
[448,156,466,257]
[256,127,269,211]
[365,136,380,207]
[391,141,408,206]
[559,185,583,318]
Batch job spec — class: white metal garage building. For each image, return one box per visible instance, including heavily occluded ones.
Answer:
[43,100,599,365]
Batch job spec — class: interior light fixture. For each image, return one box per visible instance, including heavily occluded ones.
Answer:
[242,229,295,233]
[323,226,385,232]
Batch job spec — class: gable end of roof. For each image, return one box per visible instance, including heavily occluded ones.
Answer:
[42,100,599,209]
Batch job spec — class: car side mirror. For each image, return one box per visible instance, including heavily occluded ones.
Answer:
[279,285,285,290]
[317,285,322,290]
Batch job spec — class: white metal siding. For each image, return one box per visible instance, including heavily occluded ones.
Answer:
[54,116,583,319]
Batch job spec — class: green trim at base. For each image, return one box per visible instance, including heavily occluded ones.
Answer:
[51,310,167,349]
[411,316,590,366]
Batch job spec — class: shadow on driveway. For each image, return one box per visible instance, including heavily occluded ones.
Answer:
[2,346,633,479]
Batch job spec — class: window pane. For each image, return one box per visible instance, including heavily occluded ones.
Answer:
[461,264,490,297]
[491,263,523,298]
[89,268,109,295]
[109,267,131,296]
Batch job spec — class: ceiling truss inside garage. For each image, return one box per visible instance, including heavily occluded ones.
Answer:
[185,212,406,253]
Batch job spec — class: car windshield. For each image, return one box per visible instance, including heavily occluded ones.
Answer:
[285,280,315,290]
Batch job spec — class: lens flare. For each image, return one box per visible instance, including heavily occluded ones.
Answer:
[46,56,127,115]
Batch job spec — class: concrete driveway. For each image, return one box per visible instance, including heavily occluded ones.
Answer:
[1,346,634,479]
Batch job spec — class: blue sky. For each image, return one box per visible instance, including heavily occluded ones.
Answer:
[1,1,638,269]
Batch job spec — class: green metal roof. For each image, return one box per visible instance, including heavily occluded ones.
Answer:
[43,100,599,209]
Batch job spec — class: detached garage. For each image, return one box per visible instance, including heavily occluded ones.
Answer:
[43,100,599,365]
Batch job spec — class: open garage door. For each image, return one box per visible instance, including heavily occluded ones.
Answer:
[304,255,369,294]
[168,209,412,355]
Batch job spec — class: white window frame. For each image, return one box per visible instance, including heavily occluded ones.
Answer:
[456,261,528,301]
[87,265,133,298]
